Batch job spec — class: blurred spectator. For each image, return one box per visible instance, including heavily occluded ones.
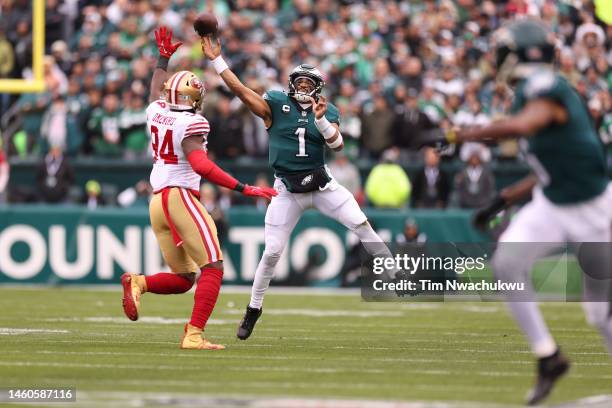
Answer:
[119,91,148,159]
[241,82,269,158]
[13,92,51,156]
[45,0,67,48]
[11,18,32,76]
[87,94,122,156]
[0,28,14,77]
[454,143,495,209]
[200,183,228,245]
[43,56,68,97]
[573,21,606,72]
[395,218,427,245]
[361,94,394,158]
[0,0,609,202]
[40,93,85,155]
[50,40,73,75]
[365,148,411,208]
[117,180,153,208]
[253,174,273,211]
[327,151,363,205]
[392,88,436,149]
[0,28,15,114]
[207,94,245,159]
[559,47,581,87]
[81,179,105,210]
[412,147,450,209]
[36,146,74,203]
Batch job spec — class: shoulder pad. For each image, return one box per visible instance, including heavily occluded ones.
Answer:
[524,70,557,99]
[263,90,287,102]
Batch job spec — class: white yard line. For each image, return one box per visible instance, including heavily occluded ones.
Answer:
[38,316,234,325]
[13,350,610,367]
[63,391,524,408]
[0,328,69,335]
[1,360,610,380]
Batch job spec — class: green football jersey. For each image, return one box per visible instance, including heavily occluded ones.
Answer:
[263,90,340,176]
[511,71,608,204]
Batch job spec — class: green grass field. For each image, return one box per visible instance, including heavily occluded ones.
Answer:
[0,287,611,408]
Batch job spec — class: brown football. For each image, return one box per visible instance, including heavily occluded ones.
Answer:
[193,13,218,37]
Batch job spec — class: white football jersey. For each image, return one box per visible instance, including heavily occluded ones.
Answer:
[146,100,210,192]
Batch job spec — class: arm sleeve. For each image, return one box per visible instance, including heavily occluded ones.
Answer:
[186,149,239,190]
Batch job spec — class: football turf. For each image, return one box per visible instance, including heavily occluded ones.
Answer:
[0,287,610,408]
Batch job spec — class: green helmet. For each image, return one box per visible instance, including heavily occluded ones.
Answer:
[493,19,556,81]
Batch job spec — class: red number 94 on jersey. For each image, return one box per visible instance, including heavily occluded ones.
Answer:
[151,125,179,164]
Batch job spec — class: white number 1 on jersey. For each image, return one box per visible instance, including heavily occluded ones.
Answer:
[295,127,309,157]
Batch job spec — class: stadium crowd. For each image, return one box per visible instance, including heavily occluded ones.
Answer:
[0,0,611,208]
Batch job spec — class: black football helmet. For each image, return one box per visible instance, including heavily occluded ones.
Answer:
[493,19,556,82]
[288,64,325,103]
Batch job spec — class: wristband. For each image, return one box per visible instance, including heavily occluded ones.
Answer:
[156,56,170,70]
[327,134,343,149]
[234,182,245,192]
[212,56,229,74]
[315,116,336,140]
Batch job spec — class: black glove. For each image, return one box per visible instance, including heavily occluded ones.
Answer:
[393,270,422,297]
[409,128,456,150]
[472,196,507,232]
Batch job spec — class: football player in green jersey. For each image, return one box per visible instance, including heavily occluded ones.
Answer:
[413,19,612,405]
[201,37,398,340]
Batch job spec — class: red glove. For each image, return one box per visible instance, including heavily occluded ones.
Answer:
[155,26,182,58]
[242,185,278,201]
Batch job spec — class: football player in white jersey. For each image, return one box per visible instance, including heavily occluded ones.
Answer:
[120,26,277,350]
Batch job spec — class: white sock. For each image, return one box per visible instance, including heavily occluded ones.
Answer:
[507,301,557,358]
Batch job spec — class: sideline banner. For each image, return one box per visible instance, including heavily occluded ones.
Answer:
[0,205,482,285]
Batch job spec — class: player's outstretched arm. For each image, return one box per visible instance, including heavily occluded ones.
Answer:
[411,99,567,149]
[149,26,183,103]
[182,136,277,201]
[472,174,537,231]
[201,36,272,127]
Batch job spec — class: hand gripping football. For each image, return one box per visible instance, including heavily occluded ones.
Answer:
[193,13,218,37]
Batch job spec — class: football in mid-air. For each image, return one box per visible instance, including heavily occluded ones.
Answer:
[193,13,218,37]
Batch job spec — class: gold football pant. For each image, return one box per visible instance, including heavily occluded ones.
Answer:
[150,187,222,273]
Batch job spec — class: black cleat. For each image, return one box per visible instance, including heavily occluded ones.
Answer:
[237,306,262,340]
[526,349,570,406]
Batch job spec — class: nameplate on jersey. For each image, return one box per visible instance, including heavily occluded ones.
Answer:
[282,105,290,113]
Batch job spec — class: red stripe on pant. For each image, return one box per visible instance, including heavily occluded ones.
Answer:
[186,190,222,260]
[190,266,223,329]
[161,188,183,247]
[178,188,214,262]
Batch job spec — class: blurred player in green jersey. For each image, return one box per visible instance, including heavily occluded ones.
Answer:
[413,19,612,405]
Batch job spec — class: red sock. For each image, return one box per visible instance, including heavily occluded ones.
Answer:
[189,266,223,329]
[145,273,193,294]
